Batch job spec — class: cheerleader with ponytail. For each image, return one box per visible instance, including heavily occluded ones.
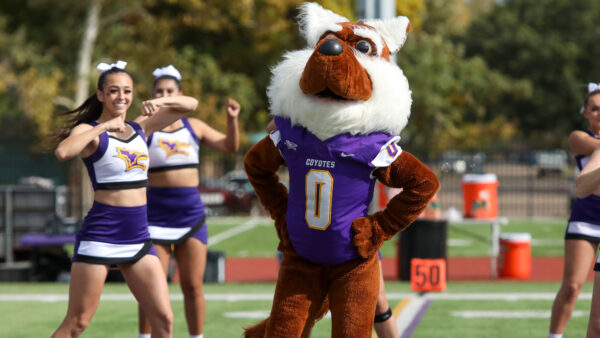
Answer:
[52,60,197,338]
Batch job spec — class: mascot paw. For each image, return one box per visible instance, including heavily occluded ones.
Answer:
[351,216,385,259]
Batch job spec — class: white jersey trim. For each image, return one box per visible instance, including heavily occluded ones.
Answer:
[269,130,281,145]
[148,225,191,241]
[371,136,402,168]
[567,221,600,238]
[77,240,145,258]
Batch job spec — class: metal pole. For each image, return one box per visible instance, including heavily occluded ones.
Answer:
[357,0,397,62]
[4,187,13,264]
[358,0,395,20]
[490,219,500,279]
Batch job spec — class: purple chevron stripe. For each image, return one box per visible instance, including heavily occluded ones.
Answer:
[401,299,432,338]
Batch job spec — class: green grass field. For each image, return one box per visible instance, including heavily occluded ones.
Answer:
[206,217,568,258]
[0,281,592,337]
[2,217,586,337]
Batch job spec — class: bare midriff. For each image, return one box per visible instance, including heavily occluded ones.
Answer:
[94,187,147,206]
[148,167,199,188]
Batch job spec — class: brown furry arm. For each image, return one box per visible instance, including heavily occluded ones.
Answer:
[244,137,291,247]
[352,151,440,258]
[244,137,288,219]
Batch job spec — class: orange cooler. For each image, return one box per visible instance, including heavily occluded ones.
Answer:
[462,173,498,218]
[498,232,531,279]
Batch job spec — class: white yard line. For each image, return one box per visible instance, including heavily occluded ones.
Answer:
[207,216,271,226]
[224,310,333,319]
[0,292,275,302]
[224,311,270,319]
[207,217,261,247]
[447,239,472,247]
[451,310,585,318]
[395,296,429,336]
[0,292,591,303]
[385,292,592,301]
[531,239,564,246]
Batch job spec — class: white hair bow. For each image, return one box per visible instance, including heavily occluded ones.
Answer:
[96,60,127,72]
[589,83,600,93]
[152,65,182,81]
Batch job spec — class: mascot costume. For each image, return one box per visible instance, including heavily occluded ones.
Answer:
[243,2,440,337]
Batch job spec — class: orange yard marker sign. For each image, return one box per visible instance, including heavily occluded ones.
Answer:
[410,258,446,292]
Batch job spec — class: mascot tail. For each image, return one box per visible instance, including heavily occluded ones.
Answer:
[243,300,330,338]
[243,318,269,338]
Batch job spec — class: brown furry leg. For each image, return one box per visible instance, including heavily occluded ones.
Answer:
[266,251,328,337]
[301,298,330,338]
[243,251,328,338]
[245,282,329,338]
[328,254,380,338]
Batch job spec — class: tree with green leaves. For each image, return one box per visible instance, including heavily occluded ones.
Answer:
[462,0,600,148]
[398,0,529,156]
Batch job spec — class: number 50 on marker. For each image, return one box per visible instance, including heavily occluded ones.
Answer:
[410,258,446,292]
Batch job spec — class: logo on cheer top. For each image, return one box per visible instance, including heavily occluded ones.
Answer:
[158,139,191,157]
[115,148,148,171]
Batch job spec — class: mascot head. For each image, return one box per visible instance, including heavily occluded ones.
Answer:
[267,2,412,140]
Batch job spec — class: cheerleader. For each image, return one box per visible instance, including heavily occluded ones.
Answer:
[52,60,198,338]
[137,65,240,338]
[549,83,600,338]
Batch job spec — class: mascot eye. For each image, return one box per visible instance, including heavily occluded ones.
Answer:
[356,40,373,54]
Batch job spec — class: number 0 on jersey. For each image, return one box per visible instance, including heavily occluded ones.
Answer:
[305,169,333,230]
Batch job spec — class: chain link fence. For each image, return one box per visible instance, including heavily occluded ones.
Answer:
[432,149,574,219]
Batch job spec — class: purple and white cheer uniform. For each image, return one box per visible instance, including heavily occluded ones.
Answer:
[146,118,207,245]
[567,130,600,243]
[73,121,156,264]
[567,131,600,271]
[271,116,401,264]
[74,121,156,264]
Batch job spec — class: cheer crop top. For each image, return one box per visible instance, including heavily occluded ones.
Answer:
[575,130,600,170]
[82,121,149,190]
[147,118,200,172]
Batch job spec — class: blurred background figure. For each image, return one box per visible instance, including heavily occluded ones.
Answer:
[548,83,600,338]
[137,65,240,338]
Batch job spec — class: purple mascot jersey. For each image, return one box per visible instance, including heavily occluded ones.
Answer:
[271,117,401,264]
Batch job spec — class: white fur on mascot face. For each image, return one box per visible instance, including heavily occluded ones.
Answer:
[267,2,412,141]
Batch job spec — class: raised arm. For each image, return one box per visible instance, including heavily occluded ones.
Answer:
[576,146,600,198]
[55,117,126,162]
[569,130,600,156]
[137,95,198,136]
[190,98,240,153]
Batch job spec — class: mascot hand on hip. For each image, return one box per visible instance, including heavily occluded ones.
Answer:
[243,2,439,337]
